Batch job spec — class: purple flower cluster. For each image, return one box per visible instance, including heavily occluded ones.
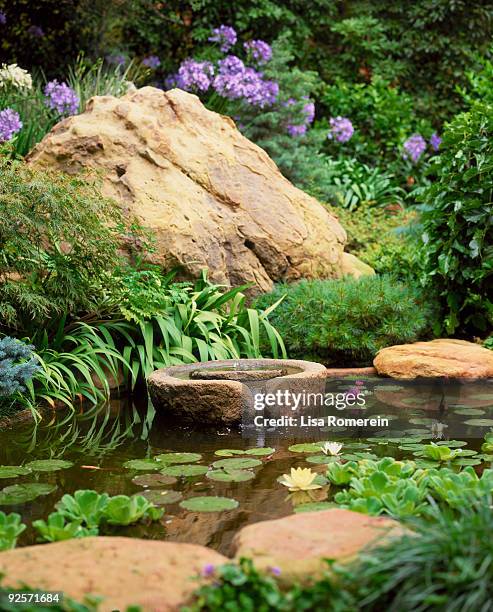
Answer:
[28,25,44,37]
[0,108,22,142]
[174,59,214,92]
[402,133,427,163]
[244,40,272,64]
[430,132,442,151]
[286,97,316,137]
[213,55,278,107]
[208,25,237,53]
[328,116,354,143]
[142,55,161,69]
[202,564,215,577]
[106,54,126,67]
[44,81,79,116]
[0,11,6,25]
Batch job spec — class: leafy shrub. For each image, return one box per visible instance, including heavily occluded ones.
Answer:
[254,276,433,365]
[418,101,493,334]
[0,159,122,335]
[0,337,39,401]
[332,204,419,280]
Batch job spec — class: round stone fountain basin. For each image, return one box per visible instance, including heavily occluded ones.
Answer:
[147,359,326,427]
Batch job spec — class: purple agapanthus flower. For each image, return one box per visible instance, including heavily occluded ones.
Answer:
[0,108,22,142]
[328,116,354,143]
[303,99,315,124]
[202,563,215,577]
[142,55,161,69]
[429,132,442,151]
[270,566,282,576]
[208,25,237,53]
[175,59,214,92]
[244,40,272,64]
[44,81,79,116]
[213,55,278,107]
[28,25,44,37]
[106,54,126,66]
[0,11,6,25]
[402,133,426,163]
[286,124,307,137]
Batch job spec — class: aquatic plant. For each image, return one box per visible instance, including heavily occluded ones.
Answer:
[33,512,97,542]
[0,511,26,550]
[321,442,343,457]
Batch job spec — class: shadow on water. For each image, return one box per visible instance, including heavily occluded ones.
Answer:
[0,376,492,554]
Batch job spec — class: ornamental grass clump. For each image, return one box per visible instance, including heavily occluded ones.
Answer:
[254,275,434,365]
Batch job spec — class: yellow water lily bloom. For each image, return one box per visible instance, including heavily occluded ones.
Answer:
[321,442,343,456]
[279,467,322,492]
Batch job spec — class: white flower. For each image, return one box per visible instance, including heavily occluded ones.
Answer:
[0,64,33,91]
[321,441,343,456]
[278,467,322,492]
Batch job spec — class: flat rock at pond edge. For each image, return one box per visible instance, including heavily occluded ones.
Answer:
[231,508,406,583]
[27,86,370,293]
[374,339,493,379]
[0,537,227,612]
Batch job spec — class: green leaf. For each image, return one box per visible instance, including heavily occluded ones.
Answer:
[131,474,177,487]
[140,490,182,505]
[206,469,255,482]
[25,459,73,472]
[212,458,262,470]
[123,459,161,471]
[0,466,32,479]
[179,496,239,512]
[161,464,209,477]
[154,453,202,464]
[0,483,57,505]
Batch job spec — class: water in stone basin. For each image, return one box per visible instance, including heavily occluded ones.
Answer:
[0,377,492,555]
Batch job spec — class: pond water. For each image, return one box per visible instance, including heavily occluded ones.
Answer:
[1,376,493,556]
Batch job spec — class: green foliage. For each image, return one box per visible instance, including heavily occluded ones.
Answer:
[55,489,163,533]
[332,204,420,281]
[418,101,493,334]
[343,496,493,611]
[254,276,433,366]
[33,511,98,543]
[0,511,26,550]
[0,159,122,335]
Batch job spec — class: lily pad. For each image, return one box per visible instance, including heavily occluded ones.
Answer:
[244,447,275,456]
[453,408,485,416]
[409,418,435,425]
[464,419,493,427]
[123,459,161,471]
[131,474,177,487]
[154,452,202,464]
[0,466,32,479]
[212,458,262,470]
[214,449,246,457]
[140,489,182,505]
[294,502,335,513]
[306,455,338,464]
[288,443,323,453]
[454,458,482,466]
[206,469,255,482]
[436,440,468,448]
[179,496,239,512]
[25,460,73,472]
[161,464,209,477]
[0,483,56,505]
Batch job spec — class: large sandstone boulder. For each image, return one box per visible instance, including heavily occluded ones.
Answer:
[374,339,493,379]
[231,508,406,583]
[0,537,227,612]
[28,86,367,292]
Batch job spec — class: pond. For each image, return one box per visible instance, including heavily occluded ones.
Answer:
[1,376,493,556]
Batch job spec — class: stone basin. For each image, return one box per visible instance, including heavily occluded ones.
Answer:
[147,358,327,427]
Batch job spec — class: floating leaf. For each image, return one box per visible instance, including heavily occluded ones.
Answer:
[161,464,209,477]
[0,466,31,479]
[306,455,338,464]
[454,458,482,466]
[294,502,335,513]
[244,448,275,456]
[154,453,202,464]
[124,459,161,471]
[212,458,262,470]
[288,443,323,453]
[0,483,56,505]
[179,496,239,512]
[131,474,177,487]
[470,394,493,401]
[409,418,435,425]
[206,469,255,482]
[25,460,73,473]
[464,419,493,427]
[140,490,182,505]
[453,408,485,416]
[214,449,246,457]
[436,440,468,448]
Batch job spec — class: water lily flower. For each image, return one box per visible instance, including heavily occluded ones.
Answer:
[321,442,343,456]
[279,467,322,491]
